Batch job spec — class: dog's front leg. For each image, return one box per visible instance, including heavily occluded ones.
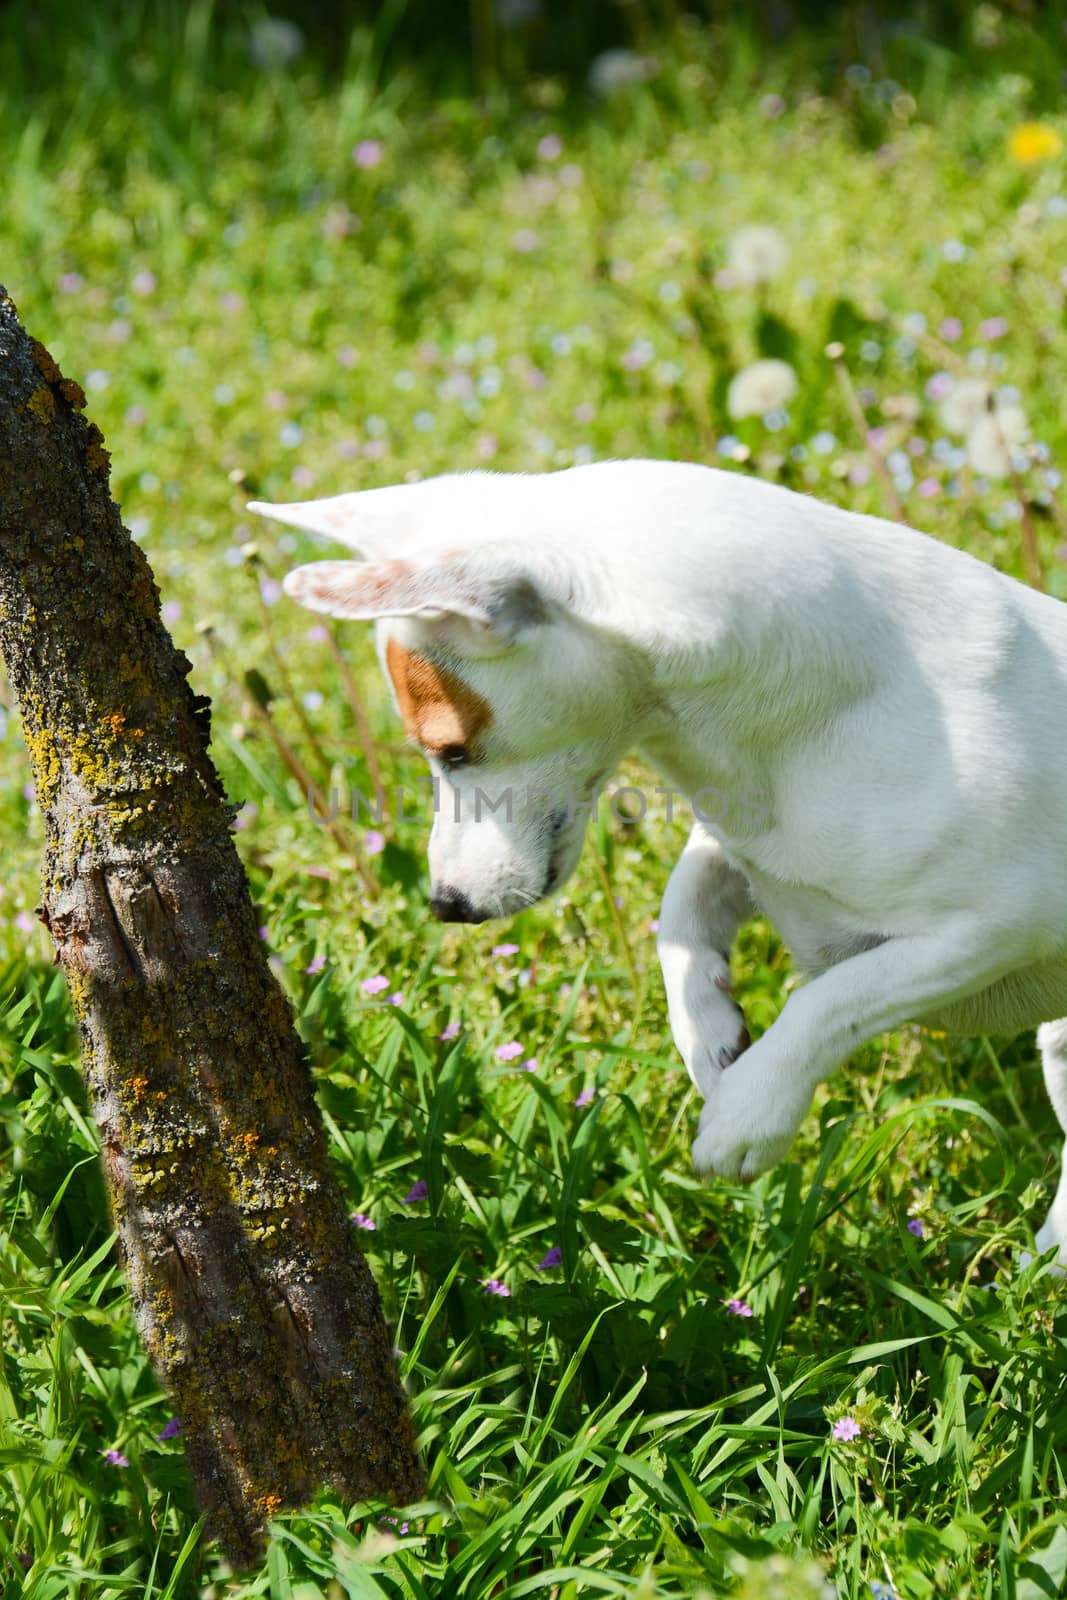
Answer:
[693,921,1025,1181]
[657,823,754,1101]
[1034,1019,1067,1273]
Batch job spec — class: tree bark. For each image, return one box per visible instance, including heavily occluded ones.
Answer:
[0,286,423,1564]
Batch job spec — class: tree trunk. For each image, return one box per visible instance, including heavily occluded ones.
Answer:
[0,286,423,1564]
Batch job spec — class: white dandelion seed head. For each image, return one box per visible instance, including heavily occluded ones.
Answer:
[247,17,305,69]
[588,49,658,98]
[726,358,799,420]
[937,376,993,437]
[965,405,1029,479]
[725,224,790,287]
[496,0,541,24]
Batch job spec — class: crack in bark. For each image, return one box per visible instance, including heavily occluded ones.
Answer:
[272,1287,322,1380]
[161,1229,209,1318]
[94,868,146,981]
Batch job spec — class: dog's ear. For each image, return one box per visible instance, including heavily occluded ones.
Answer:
[247,492,392,557]
[250,482,555,645]
[281,554,548,646]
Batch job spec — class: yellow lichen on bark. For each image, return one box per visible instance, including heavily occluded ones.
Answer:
[26,384,55,423]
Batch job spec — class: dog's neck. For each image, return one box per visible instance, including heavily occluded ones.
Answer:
[623,616,878,850]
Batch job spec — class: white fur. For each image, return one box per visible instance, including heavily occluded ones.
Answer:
[252,461,1067,1266]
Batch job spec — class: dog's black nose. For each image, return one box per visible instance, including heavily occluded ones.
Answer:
[429,886,481,924]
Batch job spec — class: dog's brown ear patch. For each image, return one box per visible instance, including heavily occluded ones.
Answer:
[386,638,493,755]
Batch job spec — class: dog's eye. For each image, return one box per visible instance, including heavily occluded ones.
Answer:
[438,744,470,770]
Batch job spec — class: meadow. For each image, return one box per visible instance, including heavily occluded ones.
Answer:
[2,4,1067,1595]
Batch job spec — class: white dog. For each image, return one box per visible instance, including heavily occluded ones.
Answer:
[250,461,1067,1265]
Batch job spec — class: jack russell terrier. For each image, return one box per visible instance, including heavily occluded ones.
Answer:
[250,461,1067,1267]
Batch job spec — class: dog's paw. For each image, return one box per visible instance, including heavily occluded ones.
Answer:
[691,1061,809,1181]
[666,973,750,1100]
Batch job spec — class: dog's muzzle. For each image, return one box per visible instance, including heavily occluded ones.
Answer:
[429,886,484,924]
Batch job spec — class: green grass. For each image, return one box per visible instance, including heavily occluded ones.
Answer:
[2,6,1067,1596]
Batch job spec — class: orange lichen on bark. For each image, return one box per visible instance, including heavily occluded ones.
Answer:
[29,337,62,384]
[84,423,110,475]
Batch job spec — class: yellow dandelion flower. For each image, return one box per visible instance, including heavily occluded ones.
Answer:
[1008,122,1063,166]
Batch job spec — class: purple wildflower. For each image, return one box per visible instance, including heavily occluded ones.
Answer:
[440,1020,460,1042]
[402,1181,428,1204]
[364,828,385,856]
[306,623,329,644]
[574,1086,595,1107]
[483,1278,511,1296]
[362,975,389,994]
[907,1217,924,1238]
[157,1418,181,1441]
[378,1515,410,1534]
[351,1212,377,1230]
[305,953,326,976]
[537,134,562,161]
[832,1416,861,1441]
[259,577,282,606]
[353,139,384,168]
[389,991,404,1006]
[496,1041,524,1060]
[100,1448,129,1467]
[537,1246,563,1270]
[161,600,182,625]
[492,942,520,957]
[522,1057,539,1072]
[939,317,963,341]
[723,1298,754,1317]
